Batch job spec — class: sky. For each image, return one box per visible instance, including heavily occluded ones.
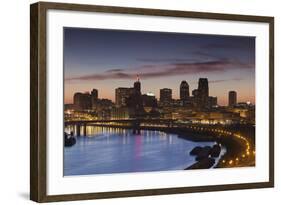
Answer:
[64,27,255,106]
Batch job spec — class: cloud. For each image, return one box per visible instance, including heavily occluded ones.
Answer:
[136,57,197,63]
[66,59,254,82]
[106,69,125,73]
[208,78,242,83]
[191,51,222,60]
[188,78,243,85]
[201,41,255,51]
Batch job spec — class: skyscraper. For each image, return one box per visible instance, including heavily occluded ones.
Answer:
[198,78,209,97]
[134,75,141,93]
[180,80,190,100]
[127,77,144,118]
[91,89,98,110]
[115,87,134,107]
[115,77,144,117]
[197,78,209,108]
[91,89,98,100]
[160,88,172,103]
[228,91,237,107]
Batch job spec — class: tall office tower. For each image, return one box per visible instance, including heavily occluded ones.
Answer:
[228,91,237,107]
[91,88,98,110]
[180,80,190,100]
[115,87,134,107]
[91,89,98,100]
[127,76,144,118]
[160,88,172,103]
[197,78,209,108]
[198,78,209,97]
[134,75,141,93]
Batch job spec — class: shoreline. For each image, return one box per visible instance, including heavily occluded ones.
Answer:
[159,126,255,169]
[68,123,255,170]
[161,129,231,169]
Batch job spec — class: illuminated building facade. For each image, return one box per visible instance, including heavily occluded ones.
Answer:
[67,77,254,125]
[142,93,157,112]
[160,88,172,105]
[115,87,134,107]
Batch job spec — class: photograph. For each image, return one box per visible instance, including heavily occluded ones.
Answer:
[29,2,274,202]
[63,27,256,176]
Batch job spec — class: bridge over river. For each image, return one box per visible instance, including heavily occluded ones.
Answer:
[65,118,179,134]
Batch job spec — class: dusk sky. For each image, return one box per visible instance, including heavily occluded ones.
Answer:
[64,27,255,106]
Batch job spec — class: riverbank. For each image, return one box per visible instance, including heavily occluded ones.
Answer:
[73,123,255,170]
[167,126,255,169]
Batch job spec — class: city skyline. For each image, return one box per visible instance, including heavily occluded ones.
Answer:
[64,27,255,105]
[69,78,250,111]
[66,78,252,106]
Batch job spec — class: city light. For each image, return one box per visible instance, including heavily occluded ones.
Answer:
[65,77,255,169]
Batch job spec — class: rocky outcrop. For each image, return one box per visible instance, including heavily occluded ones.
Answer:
[190,146,203,155]
[195,146,212,161]
[186,144,222,170]
[185,158,215,169]
[64,132,76,147]
[210,144,221,158]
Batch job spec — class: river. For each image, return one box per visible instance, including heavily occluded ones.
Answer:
[64,126,219,176]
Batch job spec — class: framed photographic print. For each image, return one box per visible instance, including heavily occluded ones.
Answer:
[30,2,274,202]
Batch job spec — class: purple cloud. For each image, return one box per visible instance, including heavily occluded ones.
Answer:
[66,59,254,82]
[106,69,125,73]
[208,78,242,83]
[136,57,197,63]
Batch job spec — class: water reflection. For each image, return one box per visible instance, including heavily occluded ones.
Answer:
[64,125,216,176]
